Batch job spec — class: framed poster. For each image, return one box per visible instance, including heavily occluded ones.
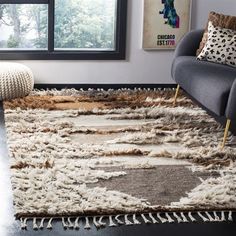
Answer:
[143,0,192,50]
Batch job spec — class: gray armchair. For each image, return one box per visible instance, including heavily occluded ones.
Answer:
[171,29,236,148]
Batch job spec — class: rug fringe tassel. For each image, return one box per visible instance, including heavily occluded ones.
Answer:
[74,217,80,230]
[47,218,53,229]
[19,211,234,230]
[115,215,124,225]
[93,216,100,229]
[228,211,233,221]
[39,217,45,229]
[188,212,197,222]
[84,217,91,230]
[173,212,184,223]
[133,214,141,225]
[197,212,210,222]
[213,212,220,221]
[181,212,189,223]
[20,217,28,230]
[68,217,74,228]
[148,213,158,224]
[124,215,133,225]
[205,212,215,222]
[165,213,175,223]
[108,216,117,227]
[62,217,69,228]
[32,218,38,230]
[156,213,167,223]
[141,214,151,224]
[221,211,226,221]
[98,216,106,227]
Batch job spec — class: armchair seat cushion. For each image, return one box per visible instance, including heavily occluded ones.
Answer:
[172,56,236,116]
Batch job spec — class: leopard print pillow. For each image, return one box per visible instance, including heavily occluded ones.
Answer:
[197,21,236,67]
[196,12,236,56]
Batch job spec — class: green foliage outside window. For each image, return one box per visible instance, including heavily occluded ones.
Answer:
[0,0,116,50]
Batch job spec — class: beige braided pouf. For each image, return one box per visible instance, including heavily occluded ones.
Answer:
[0,63,34,101]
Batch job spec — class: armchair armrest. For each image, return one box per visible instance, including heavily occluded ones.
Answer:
[174,29,204,58]
[226,78,236,120]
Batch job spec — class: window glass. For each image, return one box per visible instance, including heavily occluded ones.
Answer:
[54,0,117,51]
[0,4,48,50]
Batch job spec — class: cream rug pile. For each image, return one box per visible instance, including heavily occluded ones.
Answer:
[3,88,236,230]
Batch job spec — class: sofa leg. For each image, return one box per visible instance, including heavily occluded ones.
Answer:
[173,85,180,106]
[221,119,231,150]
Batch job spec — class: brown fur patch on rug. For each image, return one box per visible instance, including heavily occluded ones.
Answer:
[4,89,193,110]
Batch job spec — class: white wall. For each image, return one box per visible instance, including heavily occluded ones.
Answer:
[13,0,236,84]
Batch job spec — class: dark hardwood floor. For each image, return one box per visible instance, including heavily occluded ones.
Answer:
[1,101,236,236]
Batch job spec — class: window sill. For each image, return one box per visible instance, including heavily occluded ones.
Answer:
[0,50,126,60]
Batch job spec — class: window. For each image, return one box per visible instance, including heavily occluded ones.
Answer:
[0,0,127,60]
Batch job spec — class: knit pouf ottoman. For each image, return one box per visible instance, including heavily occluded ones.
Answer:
[0,63,34,101]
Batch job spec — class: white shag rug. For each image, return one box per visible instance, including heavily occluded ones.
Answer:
[3,88,236,230]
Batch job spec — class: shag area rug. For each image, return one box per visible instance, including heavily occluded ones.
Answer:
[3,88,236,230]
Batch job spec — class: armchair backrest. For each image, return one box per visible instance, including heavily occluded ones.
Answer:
[174,29,204,58]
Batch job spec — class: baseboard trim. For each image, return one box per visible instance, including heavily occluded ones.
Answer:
[34,84,177,90]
